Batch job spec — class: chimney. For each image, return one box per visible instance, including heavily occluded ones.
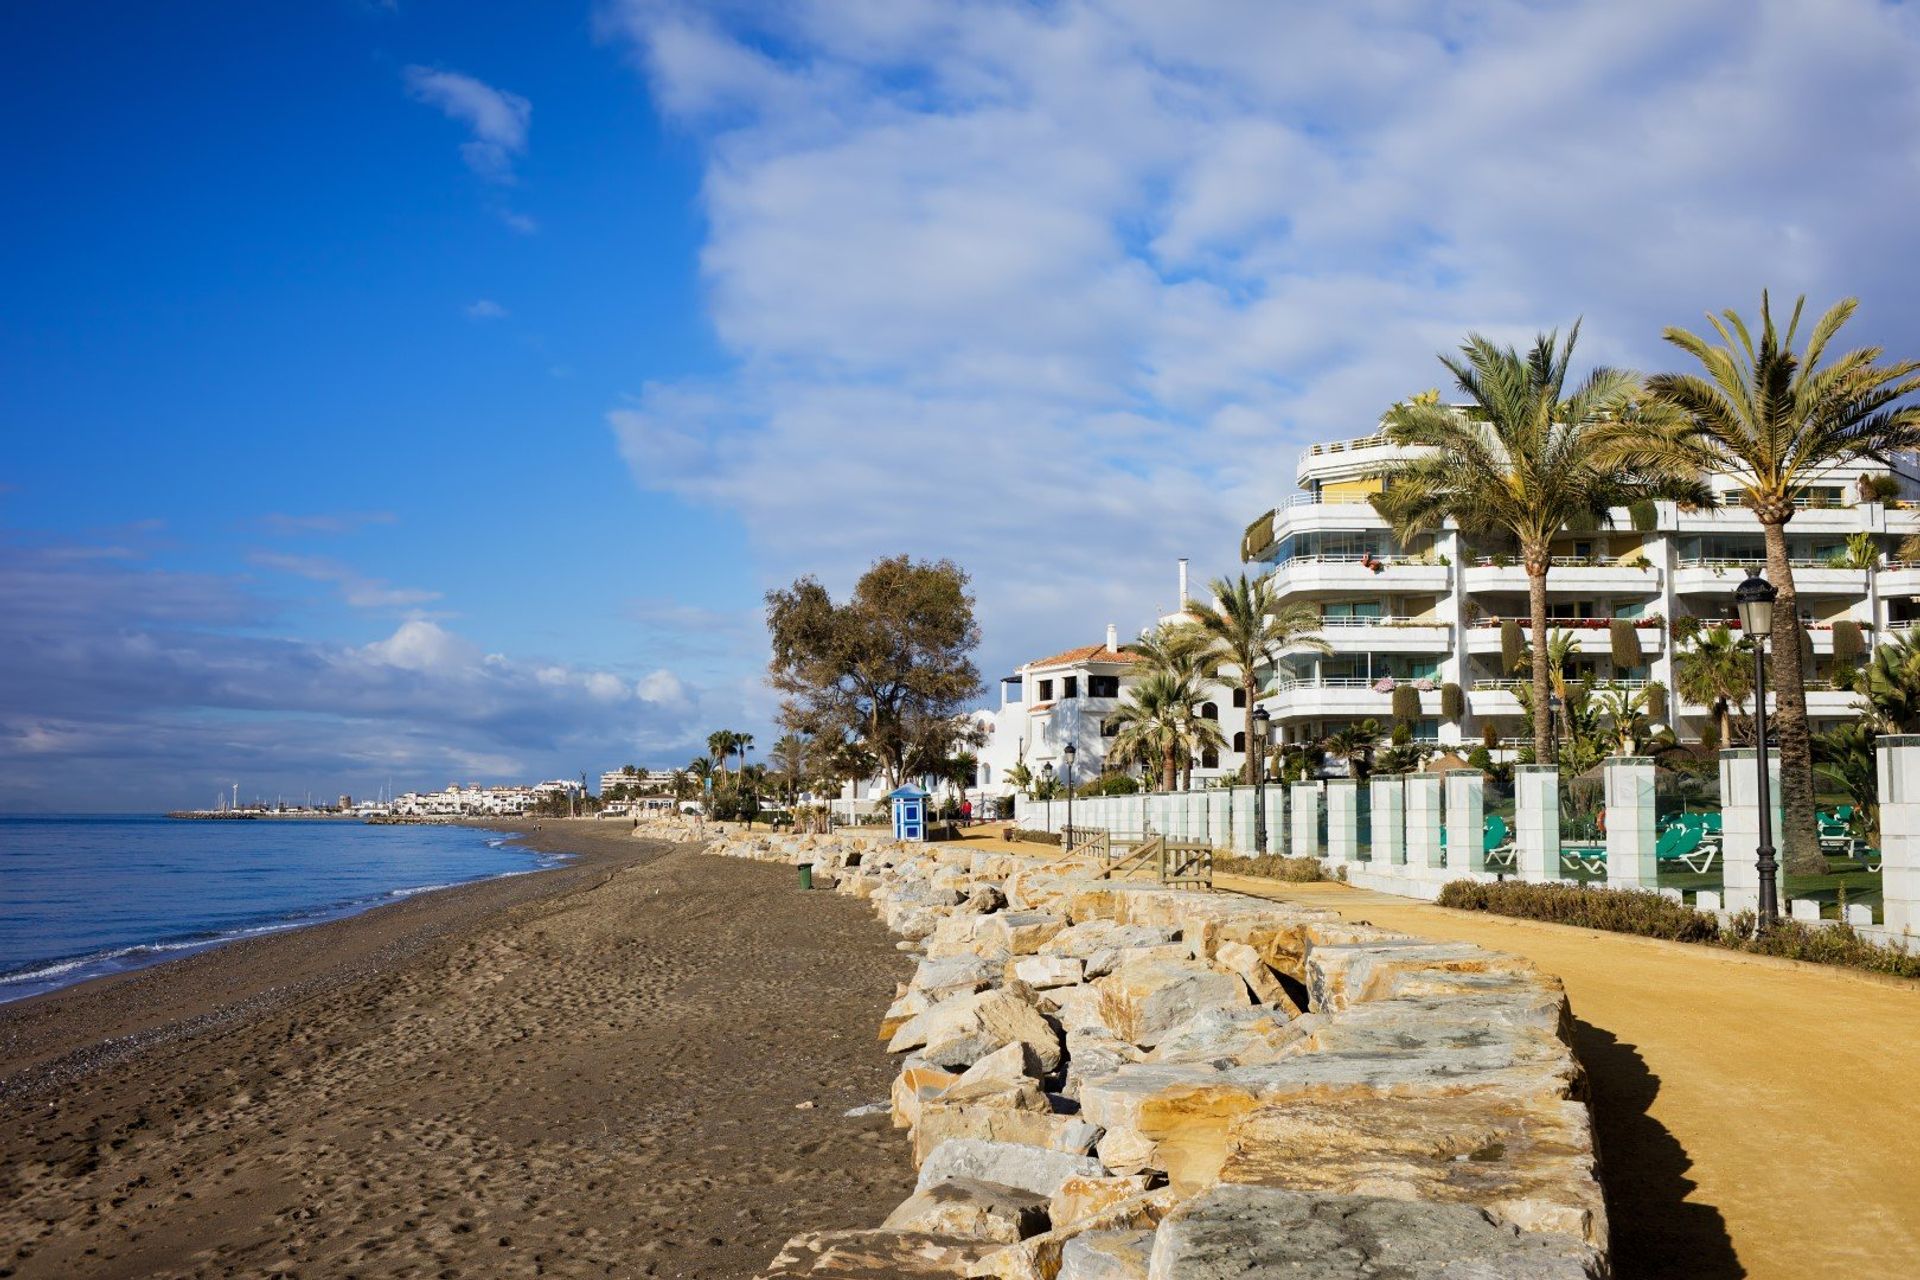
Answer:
[1106,623,1118,652]
[1177,558,1190,609]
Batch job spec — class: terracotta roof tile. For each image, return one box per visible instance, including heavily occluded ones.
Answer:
[1028,643,1141,670]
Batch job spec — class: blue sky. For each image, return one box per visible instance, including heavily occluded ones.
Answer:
[7,0,1920,809]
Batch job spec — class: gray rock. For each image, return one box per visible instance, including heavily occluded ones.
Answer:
[1145,1185,1604,1279]
[1058,1229,1154,1280]
[916,1138,1107,1199]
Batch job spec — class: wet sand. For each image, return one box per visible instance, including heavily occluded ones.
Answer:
[0,821,915,1279]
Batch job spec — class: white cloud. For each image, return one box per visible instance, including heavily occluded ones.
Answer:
[404,65,532,182]
[250,552,441,610]
[464,298,509,320]
[359,619,478,672]
[603,0,1920,677]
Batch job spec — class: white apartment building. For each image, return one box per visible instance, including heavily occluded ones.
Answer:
[1244,427,1920,751]
[599,768,675,795]
[974,620,1255,800]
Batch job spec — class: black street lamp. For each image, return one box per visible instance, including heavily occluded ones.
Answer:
[1252,705,1272,855]
[1545,692,1562,764]
[1734,571,1781,927]
[1063,742,1077,846]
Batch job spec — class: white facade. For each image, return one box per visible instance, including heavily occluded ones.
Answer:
[1244,427,1920,751]
[599,768,675,795]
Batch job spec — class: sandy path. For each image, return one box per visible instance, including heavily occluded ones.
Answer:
[1211,872,1920,1280]
[0,827,915,1279]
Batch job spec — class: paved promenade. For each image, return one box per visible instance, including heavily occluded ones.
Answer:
[1214,873,1920,1280]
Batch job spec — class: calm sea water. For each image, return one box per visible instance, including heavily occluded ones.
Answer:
[0,815,560,1003]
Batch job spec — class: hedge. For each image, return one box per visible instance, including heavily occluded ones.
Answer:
[1441,682,1464,720]
[1437,880,1920,978]
[1610,618,1643,667]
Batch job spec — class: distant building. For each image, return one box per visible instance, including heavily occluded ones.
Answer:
[599,768,676,795]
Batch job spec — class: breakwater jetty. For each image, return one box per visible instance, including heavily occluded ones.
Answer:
[690,822,1606,1279]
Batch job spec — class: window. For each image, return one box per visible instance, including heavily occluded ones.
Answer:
[1036,679,1053,701]
[1233,731,1247,753]
[1063,676,1079,699]
[1200,702,1219,720]
[1201,747,1220,769]
[1088,675,1120,698]
[1101,718,1119,738]
[1232,688,1247,708]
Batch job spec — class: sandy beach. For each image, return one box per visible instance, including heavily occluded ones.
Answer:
[0,821,915,1279]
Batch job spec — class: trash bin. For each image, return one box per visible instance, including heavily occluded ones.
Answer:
[798,863,814,890]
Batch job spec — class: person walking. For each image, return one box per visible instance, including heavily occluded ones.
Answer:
[961,798,973,827]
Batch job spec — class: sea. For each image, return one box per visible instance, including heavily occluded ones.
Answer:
[0,815,561,1004]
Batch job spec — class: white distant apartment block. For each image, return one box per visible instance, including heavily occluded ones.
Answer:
[1241,425,1920,752]
[599,768,674,795]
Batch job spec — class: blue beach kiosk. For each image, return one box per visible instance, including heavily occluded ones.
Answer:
[890,784,931,842]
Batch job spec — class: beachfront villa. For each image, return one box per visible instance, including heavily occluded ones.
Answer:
[1242,426,1920,754]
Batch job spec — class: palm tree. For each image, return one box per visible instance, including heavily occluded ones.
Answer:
[770,733,809,804]
[1839,630,1920,732]
[734,731,755,778]
[706,730,738,775]
[1373,323,1709,764]
[1190,573,1330,782]
[1674,625,1753,750]
[1125,622,1219,790]
[1323,719,1384,780]
[1107,671,1187,793]
[1642,295,1920,870]
[669,769,693,802]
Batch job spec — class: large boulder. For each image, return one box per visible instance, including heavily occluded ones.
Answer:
[1143,1185,1604,1279]
[1092,957,1248,1049]
[1216,1093,1605,1246]
[1057,1230,1153,1280]
[893,1061,959,1129]
[1304,939,1534,1012]
[912,1103,1103,1167]
[974,911,1070,956]
[759,1229,1001,1278]
[965,1189,1180,1280]
[1211,940,1301,1013]
[1048,1173,1152,1230]
[881,1178,1051,1244]
[917,1139,1107,1199]
[916,987,1064,1073]
[1144,1006,1304,1067]
[1011,955,1084,989]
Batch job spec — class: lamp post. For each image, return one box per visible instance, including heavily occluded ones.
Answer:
[1063,742,1077,847]
[1041,762,1056,840]
[1734,571,1780,927]
[1252,705,1272,855]
[1545,693,1562,764]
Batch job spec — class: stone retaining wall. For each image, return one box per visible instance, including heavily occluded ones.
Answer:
[675,821,1608,1280]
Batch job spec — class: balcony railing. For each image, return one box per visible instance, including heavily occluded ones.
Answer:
[1316,614,1444,628]
[1676,556,1861,571]
[1469,556,1656,570]
[1304,432,1391,456]
[1471,678,1651,691]
[1468,616,1662,630]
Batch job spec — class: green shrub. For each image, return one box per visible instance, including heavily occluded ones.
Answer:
[1610,618,1643,667]
[1501,621,1525,673]
[1629,499,1658,532]
[1008,827,1061,845]
[1441,682,1464,720]
[1078,773,1140,797]
[1832,620,1864,663]
[1438,881,1920,978]
[1216,853,1327,882]
[1644,682,1668,720]
[1720,913,1920,977]
[1437,879,1720,941]
[1391,684,1421,722]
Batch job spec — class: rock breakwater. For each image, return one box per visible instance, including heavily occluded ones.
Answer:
[688,824,1608,1279]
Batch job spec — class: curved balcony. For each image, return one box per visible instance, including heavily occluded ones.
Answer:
[1266,554,1450,598]
[1462,556,1663,596]
[1301,615,1452,654]
[1264,678,1443,721]
[1462,617,1664,658]
[1672,558,1867,597]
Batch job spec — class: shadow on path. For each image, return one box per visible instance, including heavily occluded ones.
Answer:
[1573,1018,1744,1280]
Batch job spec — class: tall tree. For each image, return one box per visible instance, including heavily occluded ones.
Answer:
[1106,668,1224,792]
[1372,323,1709,763]
[1674,625,1753,750]
[1643,294,1920,870]
[707,730,740,775]
[1190,573,1330,782]
[1126,622,1218,790]
[1839,630,1920,732]
[770,733,809,804]
[766,556,982,790]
